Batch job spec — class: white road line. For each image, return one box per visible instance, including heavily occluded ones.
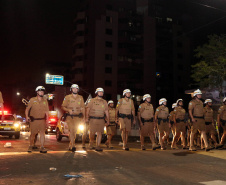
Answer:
[199,180,226,185]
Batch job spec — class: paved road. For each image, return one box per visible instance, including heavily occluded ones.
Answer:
[0,132,226,185]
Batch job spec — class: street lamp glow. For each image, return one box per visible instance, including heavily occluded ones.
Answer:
[16,92,20,96]
[46,73,50,76]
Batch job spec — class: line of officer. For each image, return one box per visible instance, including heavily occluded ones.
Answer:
[61,84,85,152]
[105,100,116,149]
[25,86,49,153]
[86,87,109,152]
[138,94,159,150]
[218,97,226,146]
[116,89,136,151]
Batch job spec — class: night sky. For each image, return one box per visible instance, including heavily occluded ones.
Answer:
[0,0,78,84]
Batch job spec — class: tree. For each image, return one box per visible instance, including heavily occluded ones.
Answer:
[191,34,226,99]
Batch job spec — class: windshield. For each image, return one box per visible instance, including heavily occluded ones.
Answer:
[0,115,15,121]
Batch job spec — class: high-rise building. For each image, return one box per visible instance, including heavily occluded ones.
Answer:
[72,0,192,107]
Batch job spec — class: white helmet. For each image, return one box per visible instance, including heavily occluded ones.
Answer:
[123,89,131,96]
[204,99,212,104]
[108,100,114,105]
[193,89,202,96]
[70,84,79,91]
[223,97,226,102]
[143,94,151,101]
[176,99,183,104]
[35,86,45,92]
[159,98,167,105]
[172,103,177,109]
[95,87,104,94]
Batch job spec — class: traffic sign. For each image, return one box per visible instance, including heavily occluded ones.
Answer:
[45,75,64,85]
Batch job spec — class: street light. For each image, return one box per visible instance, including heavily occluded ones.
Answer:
[16,92,20,96]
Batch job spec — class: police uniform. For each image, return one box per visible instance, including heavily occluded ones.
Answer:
[116,98,135,132]
[27,97,49,148]
[155,105,169,133]
[0,91,4,104]
[188,99,205,133]
[62,94,85,149]
[174,106,186,133]
[172,106,186,148]
[87,97,108,133]
[218,105,226,132]
[204,106,216,135]
[138,102,155,136]
[107,107,116,135]
[169,110,176,136]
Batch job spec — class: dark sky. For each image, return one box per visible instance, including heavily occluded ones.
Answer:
[0,0,78,85]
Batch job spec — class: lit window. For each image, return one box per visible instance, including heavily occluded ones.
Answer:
[128,21,133,27]
[167,17,173,22]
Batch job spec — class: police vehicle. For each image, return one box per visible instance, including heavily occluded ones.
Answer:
[56,114,107,143]
[0,111,21,139]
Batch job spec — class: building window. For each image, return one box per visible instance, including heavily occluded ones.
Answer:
[167,17,173,22]
[105,67,112,74]
[119,7,125,12]
[106,16,112,23]
[76,43,83,49]
[105,54,112,60]
[128,21,133,27]
[106,29,113,35]
[130,36,136,41]
[105,80,112,86]
[118,56,124,62]
[105,41,112,48]
[106,5,112,10]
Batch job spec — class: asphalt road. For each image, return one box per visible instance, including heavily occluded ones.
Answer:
[0,132,226,185]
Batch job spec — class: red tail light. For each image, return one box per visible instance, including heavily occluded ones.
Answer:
[0,111,8,115]
[49,118,56,122]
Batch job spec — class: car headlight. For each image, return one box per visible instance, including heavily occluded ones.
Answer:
[104,126,106,131]
[14,123,20,128]
[78,124,84,131]
[23,125,26,128]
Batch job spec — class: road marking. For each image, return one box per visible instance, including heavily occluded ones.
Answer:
[0,150,87,156]
[199,180,226,185]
